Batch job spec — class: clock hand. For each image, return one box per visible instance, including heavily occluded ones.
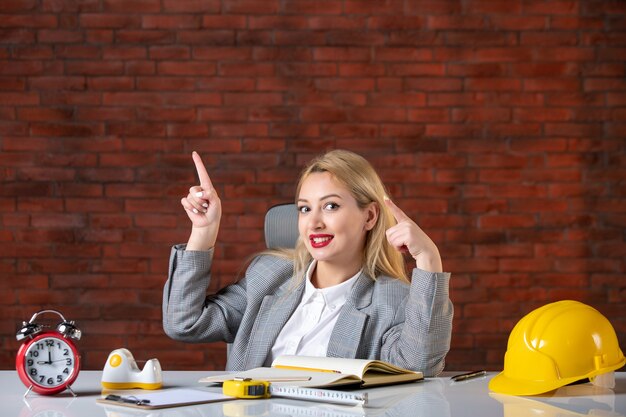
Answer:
[37,358,68,364]
[37,351,54,365]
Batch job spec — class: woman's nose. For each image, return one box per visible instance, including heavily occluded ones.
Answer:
[308,209,324,230]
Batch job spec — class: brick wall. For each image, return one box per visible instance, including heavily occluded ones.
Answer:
[1,0,624,372]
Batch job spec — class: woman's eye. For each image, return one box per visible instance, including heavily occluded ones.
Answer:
[324,202,339,211]
[297,206,310,214]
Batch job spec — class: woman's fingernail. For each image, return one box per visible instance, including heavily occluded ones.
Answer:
[202,203,208,208]
[195,191,203,197]
[192,208,199,214]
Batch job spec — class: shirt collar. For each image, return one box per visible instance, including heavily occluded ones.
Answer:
[302,260,362,306]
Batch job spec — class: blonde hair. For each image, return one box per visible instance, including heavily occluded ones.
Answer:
[272,150,408,284]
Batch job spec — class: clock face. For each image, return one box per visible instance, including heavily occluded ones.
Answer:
[17,333,80,394]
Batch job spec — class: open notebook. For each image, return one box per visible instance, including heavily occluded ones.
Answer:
[199,355,423,388]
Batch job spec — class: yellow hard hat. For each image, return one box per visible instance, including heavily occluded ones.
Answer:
[489,300,625,396]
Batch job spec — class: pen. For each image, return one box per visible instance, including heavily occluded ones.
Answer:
[273,365,342,374]
[450,370,486,382]
[105,394,151,406]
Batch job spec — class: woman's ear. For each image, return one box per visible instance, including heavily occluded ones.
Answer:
[364,202,379,231]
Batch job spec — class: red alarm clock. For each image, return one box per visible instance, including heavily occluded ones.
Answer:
[15,310,82,396]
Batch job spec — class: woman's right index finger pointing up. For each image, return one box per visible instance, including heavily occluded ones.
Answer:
[192,151,213,190]
[384,195,410,223]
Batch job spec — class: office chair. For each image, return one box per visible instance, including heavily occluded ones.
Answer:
[226,203,298,360]
[264,203,299,249]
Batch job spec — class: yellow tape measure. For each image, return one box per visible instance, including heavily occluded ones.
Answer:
[223,377,271,399]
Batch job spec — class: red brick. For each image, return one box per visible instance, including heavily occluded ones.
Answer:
[158,61,216,76]
[350,107,406,122]
[80,14,141,29]
[0,76,25,91]
[411,79,464,95]
[306,16,366,30]
[0,92,39,105]
[524,78,581,92]
[103,0,161,13]
[453,108,511,122]
[475,244,533,258]
[136,76,195,91]
[116,29,174,44]
[65,61,124,75]
[538,47,596,62]
[585,78,626,91]
[521,32,578,46]
[479,214,536,229]
[407,108,449,123]
[545,122,604,137]
[551,16,605,30]
[0,14,57,28]
[249,107,295,121]
[371,92,426,106]
[0,242,53,258]
[211,124,267,137]
[427,15,486,30]
[148,45,190,60]
[85,29,114,43]
[177,30,234,45]
[446,31,517,47]
[512,139,569,153]
[0,28,36,44]
[17,107,73,121]
[344,0,405,14]
[167,123,209,138]
[142,15,201,30]
[388,63,445,76]
[598,47,626,62]
[88,76,134,91]
[465,78,522,91]
[464,302,521,319]
[0,0,38,12]
[514,62,578,77]
[162,0,220,12]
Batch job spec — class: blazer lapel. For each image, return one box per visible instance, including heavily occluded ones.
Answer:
[326,273,374,359]
[244,280,305,368]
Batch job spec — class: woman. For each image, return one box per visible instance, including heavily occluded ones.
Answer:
[163,150,453,376]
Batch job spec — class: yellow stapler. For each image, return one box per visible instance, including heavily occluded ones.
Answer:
[101,348,163,390]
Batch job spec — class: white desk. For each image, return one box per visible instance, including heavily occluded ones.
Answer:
[2,370,625,417]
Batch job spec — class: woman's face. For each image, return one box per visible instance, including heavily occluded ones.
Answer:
[297,172,377,268]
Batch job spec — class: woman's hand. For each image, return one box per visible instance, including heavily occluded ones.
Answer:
[384,197,443,273]
[181,151,222,251]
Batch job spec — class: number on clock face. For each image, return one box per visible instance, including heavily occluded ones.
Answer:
[24,337,75,387]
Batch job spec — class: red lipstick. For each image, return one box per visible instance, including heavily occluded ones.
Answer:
[309,234,333,248]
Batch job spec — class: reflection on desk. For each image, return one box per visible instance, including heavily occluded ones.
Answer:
[3,371,625,417]
[223,380,448,417]
[491,379,626,417]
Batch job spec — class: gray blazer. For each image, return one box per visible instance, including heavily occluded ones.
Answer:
[163,244,453,376]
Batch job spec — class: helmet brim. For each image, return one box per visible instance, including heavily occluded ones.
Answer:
[489,358,626,396]
[489,372,581,396]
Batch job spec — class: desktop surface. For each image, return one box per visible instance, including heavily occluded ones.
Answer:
[2,370,625,417]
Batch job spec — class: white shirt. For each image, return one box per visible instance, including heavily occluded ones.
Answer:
[267,261,361,365]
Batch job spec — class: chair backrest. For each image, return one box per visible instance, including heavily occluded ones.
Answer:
[264,203,299,249]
